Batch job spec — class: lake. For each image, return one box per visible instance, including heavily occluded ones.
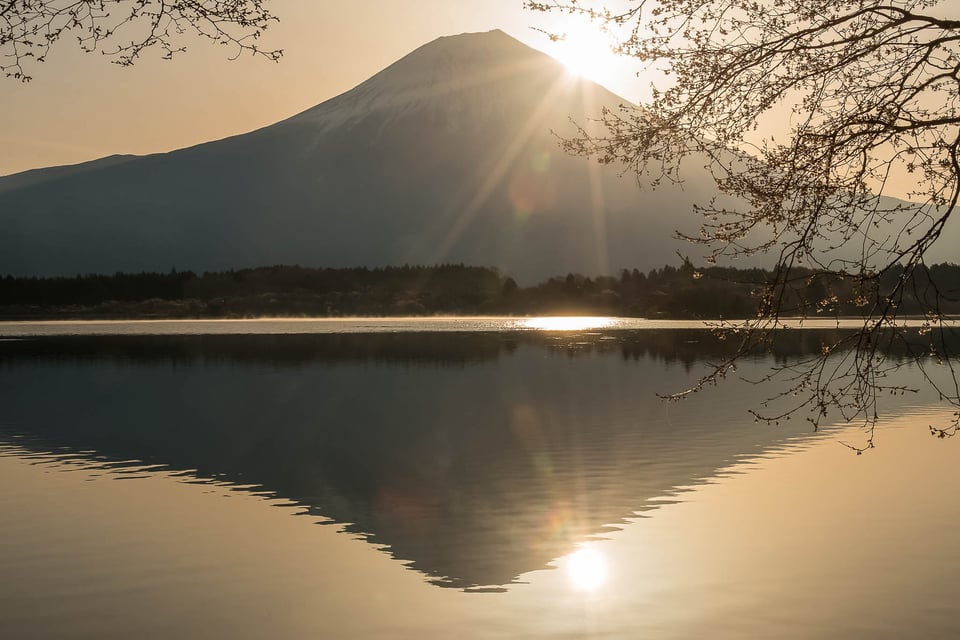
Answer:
[1,318,958,638]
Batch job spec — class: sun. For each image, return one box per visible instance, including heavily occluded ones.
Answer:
[543,17,623,83]
[532,13,653,101]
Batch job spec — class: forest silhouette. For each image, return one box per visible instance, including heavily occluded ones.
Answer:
[3,261,960,319]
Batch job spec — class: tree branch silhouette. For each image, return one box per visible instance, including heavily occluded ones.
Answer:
[1,0,281,81]
[530,0,960,446]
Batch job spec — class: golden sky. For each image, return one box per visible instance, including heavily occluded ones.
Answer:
[0,0,643,177]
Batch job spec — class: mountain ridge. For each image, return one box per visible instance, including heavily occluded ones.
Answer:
[0,30,721,280]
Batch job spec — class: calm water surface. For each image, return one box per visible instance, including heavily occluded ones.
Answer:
[1,319,958,638]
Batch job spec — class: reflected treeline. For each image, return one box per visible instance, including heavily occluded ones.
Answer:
[0,332,511,369]
[0,330,946,589]
[0,327,915,370]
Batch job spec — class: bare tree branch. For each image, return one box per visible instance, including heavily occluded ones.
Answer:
[529,0,960,446]
[1,0,281,81]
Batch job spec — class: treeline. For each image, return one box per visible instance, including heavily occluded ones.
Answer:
[2,262,960,319]
[0,265,507,318]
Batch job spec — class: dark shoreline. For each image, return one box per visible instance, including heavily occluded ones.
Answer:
[4,260,959,322]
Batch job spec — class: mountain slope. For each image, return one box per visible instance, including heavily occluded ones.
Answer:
[0,30,717,280]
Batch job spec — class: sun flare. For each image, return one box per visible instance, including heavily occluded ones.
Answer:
[545,18,622,82]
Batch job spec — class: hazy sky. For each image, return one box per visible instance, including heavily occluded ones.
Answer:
[0,1,643,177]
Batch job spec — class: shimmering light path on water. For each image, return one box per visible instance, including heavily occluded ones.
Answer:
[0,316,932,336]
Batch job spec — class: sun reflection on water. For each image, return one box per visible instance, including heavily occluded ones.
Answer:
[522,317,616,331]
[565,546,608,592]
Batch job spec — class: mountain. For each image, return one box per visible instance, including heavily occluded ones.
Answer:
[0,30,726,281]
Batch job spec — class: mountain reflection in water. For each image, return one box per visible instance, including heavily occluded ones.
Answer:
[0,329,939,590]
